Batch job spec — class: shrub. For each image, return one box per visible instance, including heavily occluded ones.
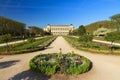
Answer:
[79,35,93,43]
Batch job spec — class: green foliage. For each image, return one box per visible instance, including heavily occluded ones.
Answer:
[85,20,117,34]
[27,38,36,43]
[79,35,93,43]
[105,31,120,42]
[70,25,86,36]
[64,36,120,54]
[78,25,86,36]
[0,34,12,43]
[0,36,56,54]
[105,31,120,51]
[110,13,120,31]
[69,29,78,35]
[28,26,49,36]
[0,16,25,36]
[29,53,91,75]
[0,34,12,52]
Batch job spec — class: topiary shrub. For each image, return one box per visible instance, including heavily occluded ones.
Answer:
[29,52,92,75]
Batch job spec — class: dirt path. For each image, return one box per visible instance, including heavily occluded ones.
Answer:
[0,36,120,80]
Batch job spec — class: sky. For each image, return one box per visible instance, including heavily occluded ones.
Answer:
[0,0,120,28]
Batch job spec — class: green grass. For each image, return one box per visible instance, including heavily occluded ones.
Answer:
[0,36,56,54]
[94,37,120,43]
[64,36,120,55]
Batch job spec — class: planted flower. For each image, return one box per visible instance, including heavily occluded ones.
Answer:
[29,52,91,75]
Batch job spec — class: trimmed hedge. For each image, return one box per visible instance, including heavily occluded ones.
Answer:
[29,52,92,75]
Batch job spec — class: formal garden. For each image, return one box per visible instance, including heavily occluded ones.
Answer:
[29,52,92,75]
[64,36,120,55]
[0,36,56,55]
[0,16,53,55]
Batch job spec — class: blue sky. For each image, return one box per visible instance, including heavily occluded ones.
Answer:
[0,0,120,28]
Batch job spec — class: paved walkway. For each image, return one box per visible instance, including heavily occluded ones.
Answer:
[0,36,120,80]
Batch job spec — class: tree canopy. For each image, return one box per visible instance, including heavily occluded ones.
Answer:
[110,14,120,31]
[78,25,86,36]
[70,25,86,36]
[0,16,26,36]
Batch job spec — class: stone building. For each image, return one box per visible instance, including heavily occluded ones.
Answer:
[44,24,74,35]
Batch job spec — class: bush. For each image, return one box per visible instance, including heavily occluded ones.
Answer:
[79,35,93,43]
[29,52,91,75]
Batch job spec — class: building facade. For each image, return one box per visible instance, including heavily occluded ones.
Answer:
[44,24,74,35]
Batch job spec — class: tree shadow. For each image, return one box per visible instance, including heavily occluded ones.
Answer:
[0,60,20,69]
[9,69,51,80]
[45,46,53,49]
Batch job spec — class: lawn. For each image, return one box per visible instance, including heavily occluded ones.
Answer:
[64,36,120,55]
[0,36,56,54]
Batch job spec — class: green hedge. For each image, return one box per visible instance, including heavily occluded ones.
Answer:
[29,52,92,75]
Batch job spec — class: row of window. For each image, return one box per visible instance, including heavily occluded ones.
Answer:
[51,28,70,30]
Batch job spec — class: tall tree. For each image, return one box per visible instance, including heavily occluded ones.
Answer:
[78,25,86,36]
[110,14,120,31]
[0,16,26,36]
[28,26,44,37]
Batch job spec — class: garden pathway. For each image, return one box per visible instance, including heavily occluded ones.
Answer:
[0,36,120,80]
[0,36,44,47]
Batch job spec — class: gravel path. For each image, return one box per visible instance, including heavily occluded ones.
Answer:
[0,37,44,47]
[0,36,120,80]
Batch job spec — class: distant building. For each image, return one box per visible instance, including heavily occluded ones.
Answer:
[44,24,74,35]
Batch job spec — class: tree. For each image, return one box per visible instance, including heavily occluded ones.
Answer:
[69,29,78,35]
[110,14,120,31]
[0,34,12,52]
[78,25,86,36]
[105,31,120,51]
[79,35,93,48]
[0,16,26,36]
[28,26,44,37]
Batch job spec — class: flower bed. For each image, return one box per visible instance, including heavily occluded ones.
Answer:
[29,52,92,75]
